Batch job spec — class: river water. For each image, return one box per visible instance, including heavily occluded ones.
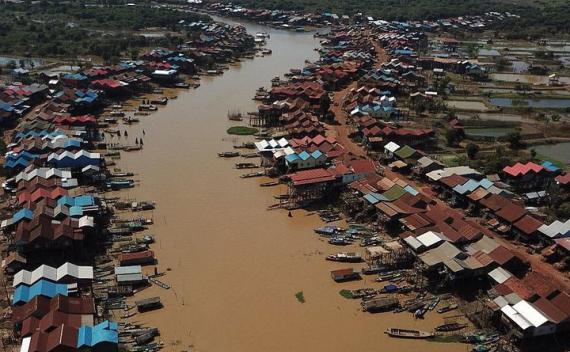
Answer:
[109,17,465,352]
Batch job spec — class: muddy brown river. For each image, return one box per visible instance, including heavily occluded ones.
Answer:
[109,17,467,352]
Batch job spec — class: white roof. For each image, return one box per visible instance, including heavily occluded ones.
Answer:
[501,304,532,330]
[20,336,31,352]
[13,263,93,287]
[47,150,100,162]
[426,166,480,181]
[79,216,94,228]
[384,141,400,153]
[538,220,570,239]
[15,167,72,183]
[513,300,549,327]
[403,236,423,251]
[255,138,289,152]
[488,267,512,284]
[114,265,142,275]
[493,295,509,309]
[416,231,444,248]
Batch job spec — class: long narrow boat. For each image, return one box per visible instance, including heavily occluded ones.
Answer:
[435,323,468,332]
[437,303,458,313]
[260,181,279,187]
[385,328,434,339]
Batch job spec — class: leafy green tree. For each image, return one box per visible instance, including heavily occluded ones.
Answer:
[466,143,480,159]
[506,132,523,149]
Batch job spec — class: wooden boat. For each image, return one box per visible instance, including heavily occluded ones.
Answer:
[228,111,243,121]
[240,171,264,178]
[110,110,125,117]
[427,297,440,310]
[105,128,121,135]
[123,116,140,124]
[376,271,402,282]
[218,151,240,158]
[326,252,362,263]
[124,145,142,151]
[149,278,171,290]
[362,298,399,312]
[122,310,137,319]
[361,264,389,275]
[260,181,279,187]
[435,323,468,332]
[151,97,168,105]
[135,297,162,312]
[240,152,258,158]
[174,82,190,89]
[235,162,259,169]
[350,288,376,299]
[328,237,351,246]
[385,328,434,339]
[437,303,458,314]
[233,142,256,149]
[138,104,157,111]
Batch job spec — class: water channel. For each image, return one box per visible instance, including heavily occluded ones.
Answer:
[109,16,464,352]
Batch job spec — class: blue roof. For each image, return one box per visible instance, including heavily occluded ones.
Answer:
[0,101,15,113]
[13,279,68,304]
[453,178,493,195]
[311,150,323,159]
[77,321,119,348]
[404,185,419,196]
[285,154,300,163]
[58,195,95,207]
[541,161,560,172]
[12,208,33,224]
[63,73,87,80]
[69,206,83,217]
[298,151,311,161]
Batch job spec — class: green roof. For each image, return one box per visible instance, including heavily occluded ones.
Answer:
[382,185,407,201]
[394,145,417,159]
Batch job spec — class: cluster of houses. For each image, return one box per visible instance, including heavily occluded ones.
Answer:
[0,25,257,350]
[241,15,570,343]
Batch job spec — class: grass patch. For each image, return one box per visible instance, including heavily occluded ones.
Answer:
[226,126,259,135]
[339,289,353,299]
[295,291,305,303]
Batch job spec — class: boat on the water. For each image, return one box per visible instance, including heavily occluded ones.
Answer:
[437,303,458,313]
[435,323,468,332]
[260,181,279,187]
[384,328,434,339]
[235,162,259,169]
[240,171,264,178]
[361,264,389,275]
[328,237,352,246]
[218,151,240,158]
[326,252,362,262]
[362,298,400,312]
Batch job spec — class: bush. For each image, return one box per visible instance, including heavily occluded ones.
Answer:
[226,126,259,135]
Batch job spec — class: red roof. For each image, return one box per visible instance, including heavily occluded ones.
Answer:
[532,298,568,323]
[290,168,335,186]
[513,215,543,235]
[488,245,515,266]
[522,271,559,298]
[503,162,544,177]
[550,292,570,317]
[554,238,570,252]
[495,202,526,223]
[556,173,570,185]
[347,159,377,174]
[495,277,534,300]
[439,174,468,188]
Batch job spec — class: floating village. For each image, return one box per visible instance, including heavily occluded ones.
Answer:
[0,1,570,352]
